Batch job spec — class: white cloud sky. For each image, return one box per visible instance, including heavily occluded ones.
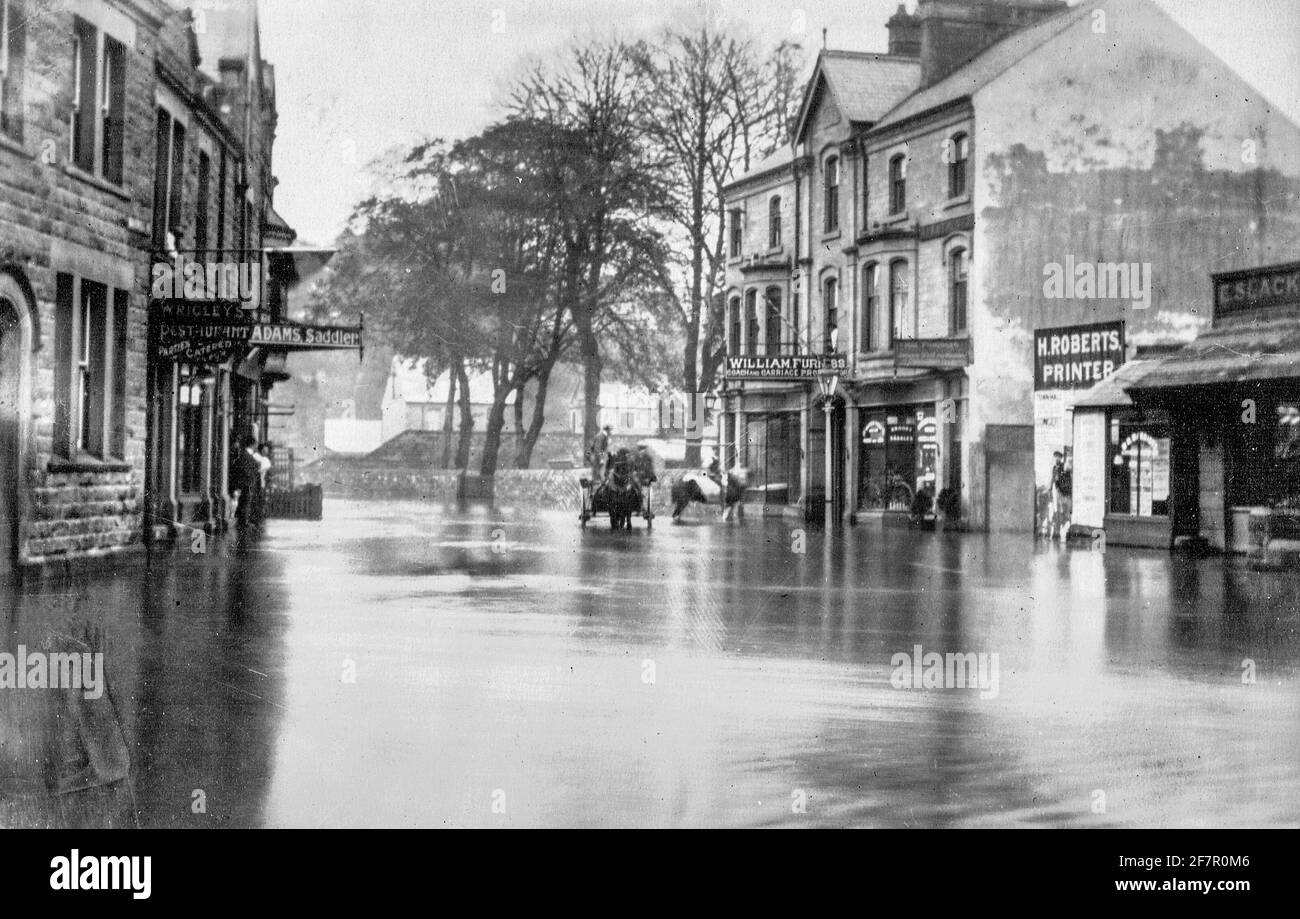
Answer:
[260,0,1300,245]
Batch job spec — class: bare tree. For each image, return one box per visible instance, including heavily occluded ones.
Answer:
[631,29,804,463]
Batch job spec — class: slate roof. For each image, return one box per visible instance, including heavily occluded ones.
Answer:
[872,2,1092,132]
[819,52,923,124]
[1128,319,1300,391]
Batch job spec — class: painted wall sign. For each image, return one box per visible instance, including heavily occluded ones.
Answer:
[893,337,972,370]
[725,353,848,380]
[151,299,254,365]
[1034,321,1125,391]
[1213,261,1300,321]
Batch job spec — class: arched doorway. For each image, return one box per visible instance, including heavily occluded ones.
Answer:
[0,271,35,577]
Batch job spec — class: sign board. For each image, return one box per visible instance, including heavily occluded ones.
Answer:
[1213,261,1300,322]
[894,338,972,371]
[1072,410,1107,528]
[152,300,254,365]
[1034,321,1125,391]
[725,353,848,380]
[249,322,364,350]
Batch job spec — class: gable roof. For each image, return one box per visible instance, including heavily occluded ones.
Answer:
[793,51,922,145]
[872,3,1090,133]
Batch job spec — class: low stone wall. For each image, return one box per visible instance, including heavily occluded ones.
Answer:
[316,466,696,513]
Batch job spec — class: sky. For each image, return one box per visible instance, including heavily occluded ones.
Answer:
[258,0,1300,246]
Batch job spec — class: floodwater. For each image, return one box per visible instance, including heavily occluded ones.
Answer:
[1,499,1297,828]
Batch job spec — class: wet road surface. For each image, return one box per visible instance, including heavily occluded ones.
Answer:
[2,499,1298,827]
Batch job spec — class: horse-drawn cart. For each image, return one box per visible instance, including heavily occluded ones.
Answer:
[579,448,655,530]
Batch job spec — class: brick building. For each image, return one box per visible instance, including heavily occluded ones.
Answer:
[720,0,1300,532]
[0,0,351,574]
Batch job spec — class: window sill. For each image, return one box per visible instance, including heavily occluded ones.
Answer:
[883,212,910,226]
[943,195,971,210]
[0,131,31,159]
[820,230,842,244]
[63,164,130,201]
[48,456,132,474]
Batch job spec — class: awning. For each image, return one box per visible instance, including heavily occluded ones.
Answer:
[1072,360,1158,408]
[1126,319,1300,392]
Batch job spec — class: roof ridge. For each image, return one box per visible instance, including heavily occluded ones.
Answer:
[872,1,1093,129]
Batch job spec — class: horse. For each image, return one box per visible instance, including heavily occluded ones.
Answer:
[591,448,643,530]
[670,468,748,521]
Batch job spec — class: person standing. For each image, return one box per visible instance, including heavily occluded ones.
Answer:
[1049,450,1073,541]
[231,436,263,530]
[589,424,612,483]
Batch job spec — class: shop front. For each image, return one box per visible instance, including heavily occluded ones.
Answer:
[1072,262,1300,558]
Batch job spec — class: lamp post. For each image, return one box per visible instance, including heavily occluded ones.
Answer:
[704,390,719,468]
[817,369,839,531]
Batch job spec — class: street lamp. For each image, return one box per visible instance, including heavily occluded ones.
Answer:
[817,369,839,530]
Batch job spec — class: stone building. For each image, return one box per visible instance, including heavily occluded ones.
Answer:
[0,0,348,574]
[720,0,1300,532]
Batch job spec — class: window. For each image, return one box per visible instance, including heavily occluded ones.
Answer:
[890,260,909,343]
[764,287,782,356]
[791,292,800,352]
[54,274,127,460]
[949,247,968,333]
[823,156,839,233]
[196,150,211,253]
[152,108,186,249]
[71,17,124,183]
[863,264,884,352]
[1108,412,1171,517]
[948,133,969,199]
[216,149,228,255]
[823,278,839,353]
[768,196,781,249]
[745,289,758,355]
[621,411,636,431]
[729,208,742,258]
[889,153,907,214]
[861,157,869,226]
[729,295,740,354]
[177,365,207,494]
[1,0,25,141]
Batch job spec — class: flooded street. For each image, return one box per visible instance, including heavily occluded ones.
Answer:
[3,499,1298,828]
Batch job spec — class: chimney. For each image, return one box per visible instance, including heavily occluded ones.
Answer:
[886,5,921,57]
[916,0,1069,87]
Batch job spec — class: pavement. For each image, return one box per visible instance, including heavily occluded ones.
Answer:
[1,498,1297,828]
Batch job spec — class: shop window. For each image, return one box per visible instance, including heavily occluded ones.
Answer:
[860,405,936,511]
[1108,413,1170,517]
[1276,403,1300,508]
[1,0,26,141]
[177,366,209,495]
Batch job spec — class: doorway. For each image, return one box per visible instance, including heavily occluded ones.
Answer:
[0,276,33,577]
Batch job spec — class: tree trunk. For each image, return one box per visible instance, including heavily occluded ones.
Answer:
[454,360,473,470]
[516,366,552,470]
[440,363,456,470]
[512,386,526,460]
[479,392,508,477]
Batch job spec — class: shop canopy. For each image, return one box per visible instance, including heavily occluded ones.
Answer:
[1073,359,1158,409]
[1125,319,1300,393]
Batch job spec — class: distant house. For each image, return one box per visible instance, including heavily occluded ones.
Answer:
[566,382,693,439]
[380,358,516,444]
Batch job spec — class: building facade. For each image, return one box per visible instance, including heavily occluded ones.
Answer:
[721,0,1300,532]
[0,0,354,574]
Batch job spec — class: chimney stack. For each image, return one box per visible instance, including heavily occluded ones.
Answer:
[915,0,1069,86]
[886,5,921,57]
